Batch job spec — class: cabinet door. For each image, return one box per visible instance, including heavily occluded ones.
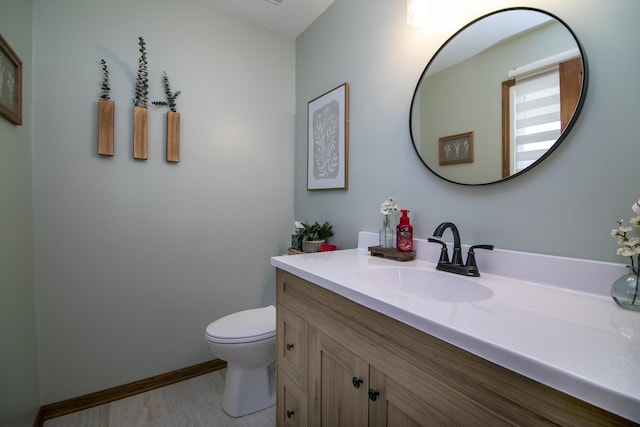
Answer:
[309,327,369,427]
[368,366,515,427]
[369,366,455,427]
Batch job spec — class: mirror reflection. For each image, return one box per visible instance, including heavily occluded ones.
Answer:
[410,8,587,185]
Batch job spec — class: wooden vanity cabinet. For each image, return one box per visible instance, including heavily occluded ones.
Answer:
[275,269,632,427]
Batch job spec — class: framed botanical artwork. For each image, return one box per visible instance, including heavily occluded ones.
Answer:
[439,131,473,166]
[0,33,22,125]
[307,83,349,190]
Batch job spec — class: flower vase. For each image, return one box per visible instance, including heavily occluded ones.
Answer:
[611,266,640,312]
[379,216,395,249]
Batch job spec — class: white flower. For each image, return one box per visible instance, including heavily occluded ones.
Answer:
[618,246,638,257]
[612,200,640,275]
[380,197,399,216]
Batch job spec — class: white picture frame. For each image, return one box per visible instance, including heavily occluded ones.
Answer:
[307,83,349,190]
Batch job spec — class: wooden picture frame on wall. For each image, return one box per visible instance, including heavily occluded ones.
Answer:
[0,33,22,125]
[307,82,349,190]
[439,131,474,166]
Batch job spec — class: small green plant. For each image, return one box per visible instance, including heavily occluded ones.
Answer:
[152,71,181,112]
[298,221,334,241]
[99,59,110,100]
[133,36,149,107]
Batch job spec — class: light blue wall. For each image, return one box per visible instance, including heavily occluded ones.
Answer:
[6,0,639,416]
[32,0,295,403]
[0,1,39,425]
[295,0,640,263]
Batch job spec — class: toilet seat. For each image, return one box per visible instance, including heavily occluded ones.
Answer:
[205,305,275,344]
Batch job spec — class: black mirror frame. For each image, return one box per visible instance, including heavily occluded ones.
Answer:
[409,7,589,186]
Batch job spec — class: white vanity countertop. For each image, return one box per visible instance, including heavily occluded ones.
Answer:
[271,235,640,423]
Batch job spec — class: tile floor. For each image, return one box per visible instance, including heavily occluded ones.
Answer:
[43,369,276,427]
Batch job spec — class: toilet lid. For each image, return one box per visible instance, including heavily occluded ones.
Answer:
[205,305,275,344]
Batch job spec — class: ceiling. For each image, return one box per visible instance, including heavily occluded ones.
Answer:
[195,0,335,38]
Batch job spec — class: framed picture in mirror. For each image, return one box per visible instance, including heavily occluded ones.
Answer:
[439,132,473,166]
[307,82,349,190]
[0,33,22,125]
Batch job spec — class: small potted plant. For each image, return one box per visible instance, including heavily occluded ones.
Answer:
[300,221,334,253]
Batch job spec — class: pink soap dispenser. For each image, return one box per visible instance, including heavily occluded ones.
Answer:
[396,210,413,252]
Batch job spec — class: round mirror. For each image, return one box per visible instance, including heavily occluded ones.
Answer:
[410,7,587,185]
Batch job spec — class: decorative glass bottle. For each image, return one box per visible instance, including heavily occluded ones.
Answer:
[611,266,640,312]
[379,214,395,248]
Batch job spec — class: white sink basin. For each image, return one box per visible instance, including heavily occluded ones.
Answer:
[357,267,494,303]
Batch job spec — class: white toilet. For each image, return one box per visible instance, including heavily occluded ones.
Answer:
[204,305,276,417]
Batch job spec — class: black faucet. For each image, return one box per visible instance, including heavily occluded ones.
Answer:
[428,222,494,277]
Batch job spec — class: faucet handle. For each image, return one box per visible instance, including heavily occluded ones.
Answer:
[428,238,450,263]
[465,245,494,267]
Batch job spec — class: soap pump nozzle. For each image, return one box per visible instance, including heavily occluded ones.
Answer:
[399,209,410,224]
